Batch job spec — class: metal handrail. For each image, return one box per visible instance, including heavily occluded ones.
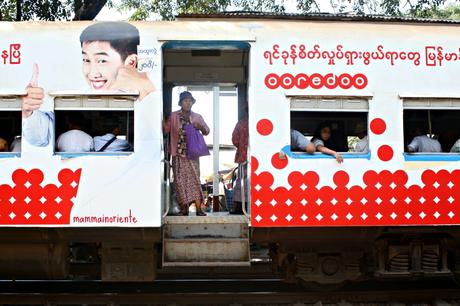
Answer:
[161,158,171,219]
[239,161,250,219]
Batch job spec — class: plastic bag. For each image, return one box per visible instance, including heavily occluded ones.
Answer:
[185,123,210,160]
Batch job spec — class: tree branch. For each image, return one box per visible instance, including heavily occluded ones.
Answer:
[16,0,22,21]
[73,0,108,20]
[312,0,320,12]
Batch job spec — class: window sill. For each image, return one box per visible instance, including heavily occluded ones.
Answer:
[55,152,133,159]
[0,153,21,158]
[403,153,460,161]
[281,145,371,160]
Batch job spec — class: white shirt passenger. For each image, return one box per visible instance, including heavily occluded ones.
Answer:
[94,133,132,152]
[56,129,94,152]
[312,138,325,148]
[10,137,21,152]
[450,139,460,153]
[354,135,369,153]
[408,135,441,153]
[290,129,311,151]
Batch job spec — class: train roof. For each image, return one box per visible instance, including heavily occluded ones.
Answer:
[177,11,460,25]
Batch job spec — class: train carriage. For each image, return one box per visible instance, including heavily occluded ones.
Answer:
[1,13,460,285]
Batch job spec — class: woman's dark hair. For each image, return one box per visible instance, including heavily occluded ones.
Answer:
[80,22,140,61]
[312,122,333,147]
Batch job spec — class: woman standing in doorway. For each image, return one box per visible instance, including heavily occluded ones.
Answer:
[164,91,210,216]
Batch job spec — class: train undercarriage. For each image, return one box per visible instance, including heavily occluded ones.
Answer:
[1,225,460,288]
[254,227,460,286]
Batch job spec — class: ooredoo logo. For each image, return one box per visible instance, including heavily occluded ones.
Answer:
[264,73,368,90]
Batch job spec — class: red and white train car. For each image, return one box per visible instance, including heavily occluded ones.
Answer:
[1,13,459,284]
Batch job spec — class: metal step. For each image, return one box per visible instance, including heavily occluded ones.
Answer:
[162,214,250,267]
[162,261,250,267]
[163,238,250,266]
[164,214,248,225]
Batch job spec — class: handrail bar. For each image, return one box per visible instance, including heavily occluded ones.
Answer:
[162,158,171,219]
[239,161,250,219]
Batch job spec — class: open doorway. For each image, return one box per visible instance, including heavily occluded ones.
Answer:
[162,41,249,215]
[170,86,238,178]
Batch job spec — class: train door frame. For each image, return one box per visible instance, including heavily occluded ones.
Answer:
[161,40,250,216]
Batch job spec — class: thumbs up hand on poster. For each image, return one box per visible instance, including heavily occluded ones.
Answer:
[109,56,155,101]
[22,63,45,118]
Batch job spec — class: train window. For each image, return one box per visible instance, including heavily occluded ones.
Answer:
[0,93,22,155]
[403,98,460,157]
[290,97,369,158]
[53,94,135,155]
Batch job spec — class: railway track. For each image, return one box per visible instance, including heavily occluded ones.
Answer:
[1,279,459,305]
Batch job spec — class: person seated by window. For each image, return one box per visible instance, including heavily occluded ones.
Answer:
[450,138,460,153]
[0,138,8,152]
[56,113,94,152]
[353,122,369,153]
[10,136,21,152]
[94,125,133,152]
[407,127,441,153]
[311,122,343,163]
[290,129,315,153]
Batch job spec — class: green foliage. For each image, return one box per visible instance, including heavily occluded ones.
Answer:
[125,0,287,20]
[119,0,459,20]
[74,0,108,20]
[437,3,460,19]
[0,0,16,20]
[121,0,287,21]
[1,0,459,21]
[233,0,286,13]
[296,0,320,13]
[0,0,71,21]
[400,0,442,17]
[380,0,403,16]
[411,3,460,19]
[0,0,106,21]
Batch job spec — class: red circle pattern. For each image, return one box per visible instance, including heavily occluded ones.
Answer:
[370,118,386,135]
[251,159,460,227]
[0,169,82,225]
[271,152,288,169]
[256,119,273,136]
[250,112,459,227]
[377,145,394,161]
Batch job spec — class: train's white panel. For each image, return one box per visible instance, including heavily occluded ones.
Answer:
[249,21,460,227]
[0,22,162,227]
[1,20,460,228]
